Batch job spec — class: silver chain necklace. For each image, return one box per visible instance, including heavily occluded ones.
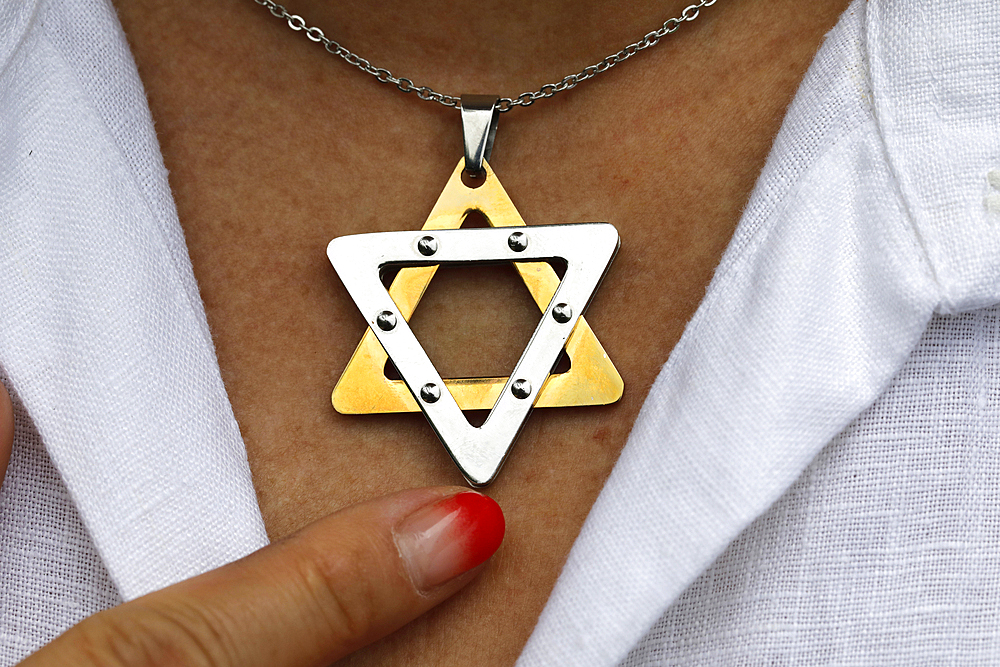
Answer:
[252,0,718,112]
[255,1,719,486]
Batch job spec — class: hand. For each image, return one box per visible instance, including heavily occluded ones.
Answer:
[0,387,505,666]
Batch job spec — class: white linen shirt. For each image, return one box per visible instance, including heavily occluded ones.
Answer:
[2,0,1000,664]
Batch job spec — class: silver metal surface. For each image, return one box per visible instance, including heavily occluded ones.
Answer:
[253,0,719,112]
[511,379,532,399]
[416,235,439,256]
[507,231,528,252]
[461,95,499,177]
[376,310,397,331]
[552,303,573,324]
[420,383,441,403]
[328,222,620,486]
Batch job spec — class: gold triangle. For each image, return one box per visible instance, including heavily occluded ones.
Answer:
[332,159,624,414]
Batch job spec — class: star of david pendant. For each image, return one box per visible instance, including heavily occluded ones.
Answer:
[328,96,623,486]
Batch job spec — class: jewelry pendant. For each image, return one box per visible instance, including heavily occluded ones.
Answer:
[328,96,623,486]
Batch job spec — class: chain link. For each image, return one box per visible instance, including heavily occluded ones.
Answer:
[252,0,718,112]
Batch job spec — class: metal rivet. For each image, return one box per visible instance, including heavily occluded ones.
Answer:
[552,303,573,324]
[507,231,528,252]
[511,379,532,399]
[375,310,397,331]
[417,235,439,256]
[419,383,441,403]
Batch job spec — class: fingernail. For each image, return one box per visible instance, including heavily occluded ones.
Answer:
[393,491,505,592]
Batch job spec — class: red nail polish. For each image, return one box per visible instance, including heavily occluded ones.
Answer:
[394,491,506,592]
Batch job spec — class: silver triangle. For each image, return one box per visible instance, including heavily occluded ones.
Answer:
[328,223,620,486]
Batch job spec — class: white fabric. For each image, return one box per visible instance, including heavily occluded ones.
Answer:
[0,0,268,659]
[0,379,119,660]
[621,307,1000,664]
[1,0,999,665]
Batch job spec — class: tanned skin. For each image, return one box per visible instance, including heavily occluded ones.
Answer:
[107,1,853,664]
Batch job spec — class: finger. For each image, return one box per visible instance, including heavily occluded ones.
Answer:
[0,382,13,483]
[23,487,505,667]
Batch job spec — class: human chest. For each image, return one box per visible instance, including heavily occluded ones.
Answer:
[112,0,851,662]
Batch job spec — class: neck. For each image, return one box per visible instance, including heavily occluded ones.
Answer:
[274,0,709,96]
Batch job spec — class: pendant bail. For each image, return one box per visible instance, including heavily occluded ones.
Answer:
[460,94,500,178]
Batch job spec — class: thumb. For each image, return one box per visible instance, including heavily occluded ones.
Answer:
[22,487,505,666]
[0,382,13,484]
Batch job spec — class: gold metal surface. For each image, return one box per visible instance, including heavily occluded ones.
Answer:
[332,159,623,414]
